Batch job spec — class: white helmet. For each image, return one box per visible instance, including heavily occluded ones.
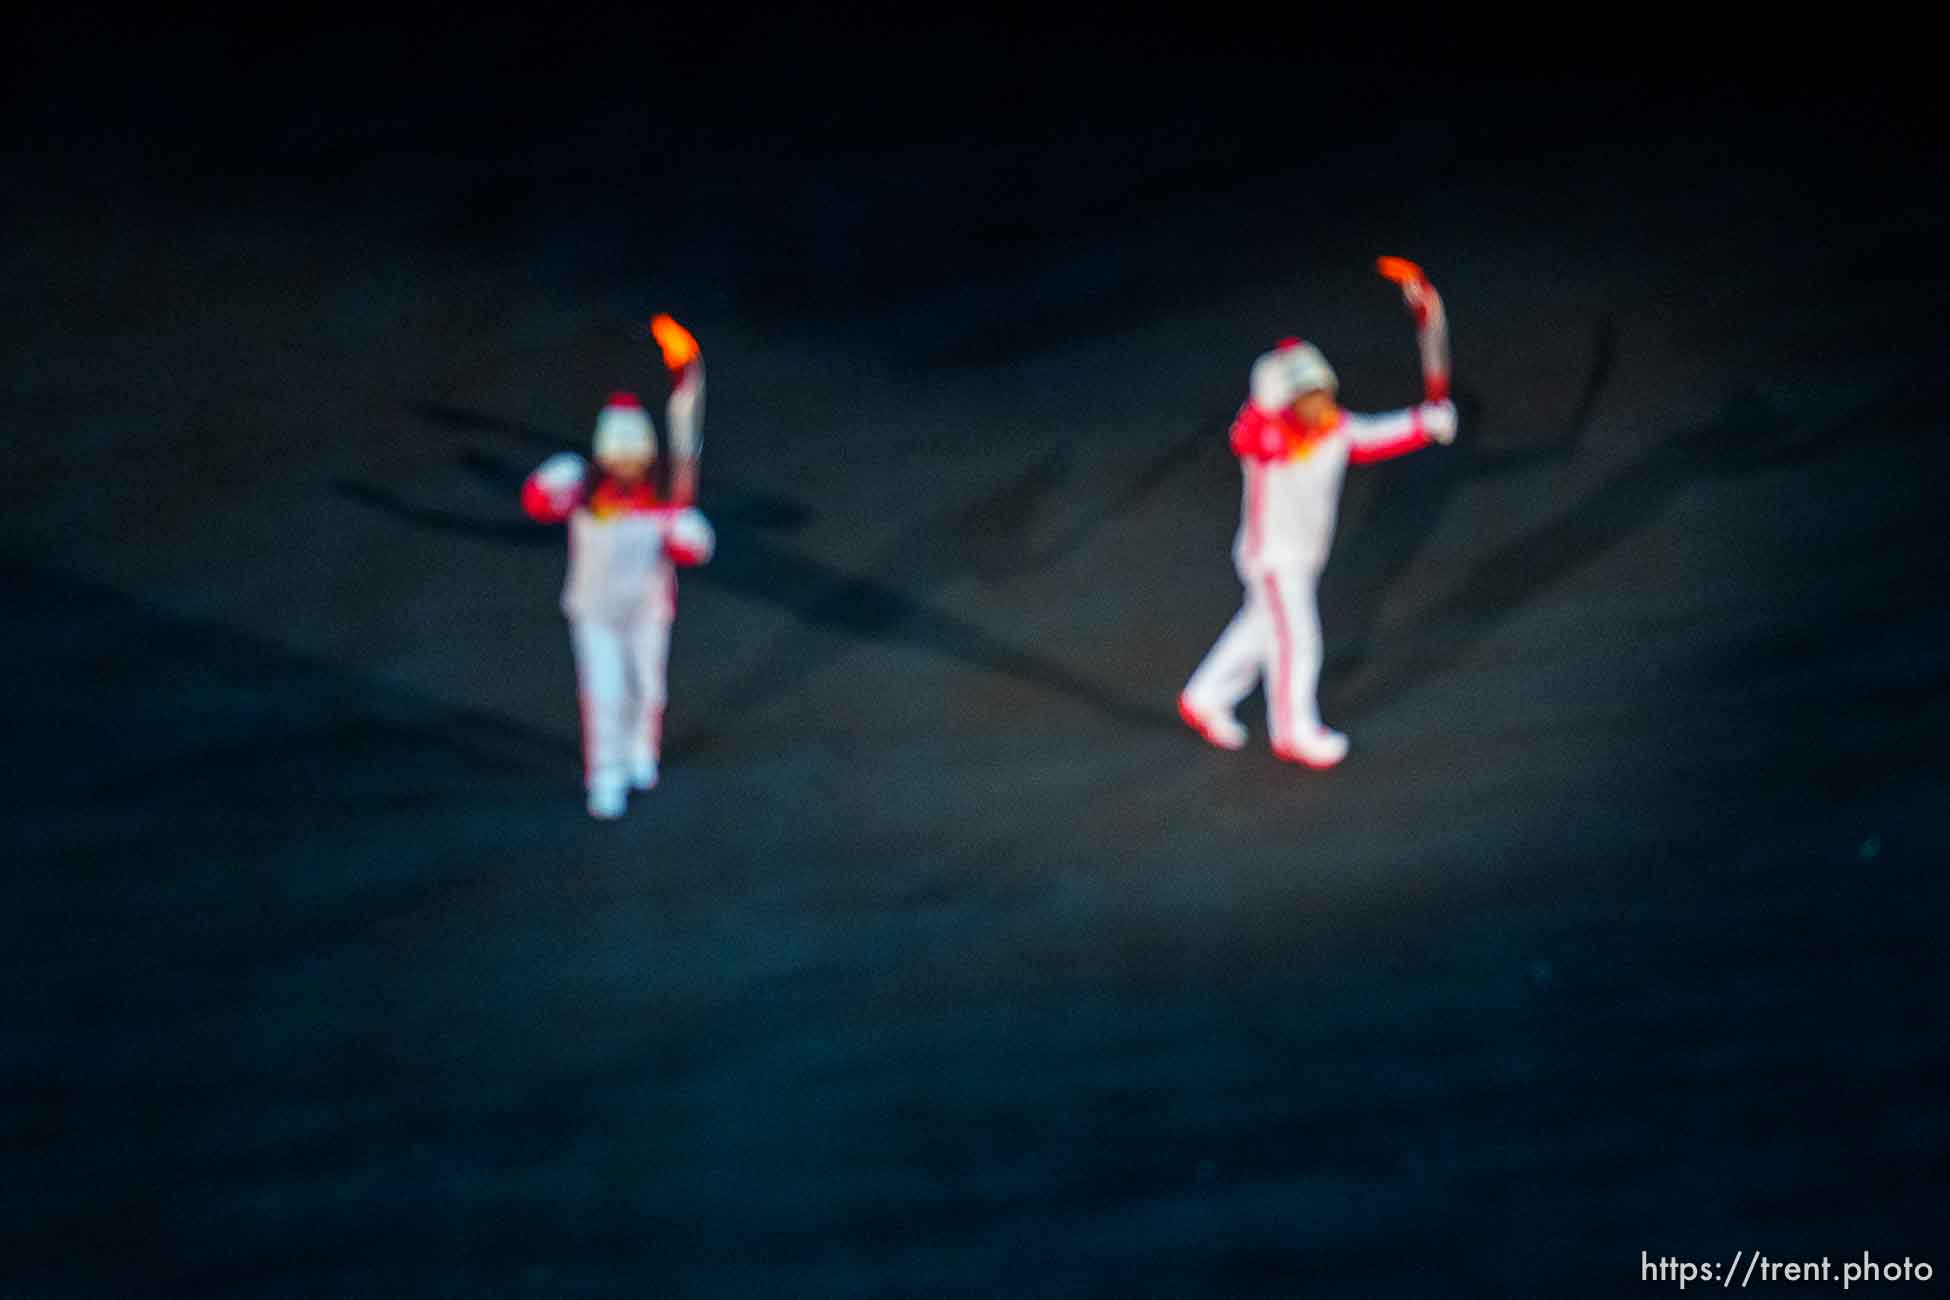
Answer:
[1250,338,1337,410]
[592,391,655,465]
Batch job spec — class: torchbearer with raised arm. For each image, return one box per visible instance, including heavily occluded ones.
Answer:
[1179,259,1457,769]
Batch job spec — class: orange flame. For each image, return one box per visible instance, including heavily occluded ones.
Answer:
[1376,255,1427,285]
[650,314,700,369]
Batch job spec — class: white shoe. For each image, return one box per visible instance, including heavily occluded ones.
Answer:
[587,781,627,820]
[1275,726,1349,770]
[1179,694,1247,751]
[629,759,660,791]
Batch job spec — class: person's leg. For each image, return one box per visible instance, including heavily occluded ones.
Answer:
[1180,586,1266,749]
[625,616,672,789]
[1262,569,1346,768]
[570,620,632,816]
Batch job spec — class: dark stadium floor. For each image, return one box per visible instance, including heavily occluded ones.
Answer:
[7,8,1946,1296]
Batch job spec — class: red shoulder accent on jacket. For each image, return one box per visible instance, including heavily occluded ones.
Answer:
[1229,403,1290,462]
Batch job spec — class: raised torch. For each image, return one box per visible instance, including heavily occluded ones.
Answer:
[650,313,705,505]
[1376,256,1450,403]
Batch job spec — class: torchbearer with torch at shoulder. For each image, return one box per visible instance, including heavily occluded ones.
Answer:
[1179,258,1457,769]
[523,320,715,819]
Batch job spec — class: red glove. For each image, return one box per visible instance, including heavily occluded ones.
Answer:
[663,508,716,567]
[522,453,587,522]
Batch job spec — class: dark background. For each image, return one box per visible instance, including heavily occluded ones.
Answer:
[6,4,1947,1296]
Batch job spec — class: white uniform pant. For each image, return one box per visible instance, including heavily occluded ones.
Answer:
[570,615,671,794]
[1184,567,1325,748]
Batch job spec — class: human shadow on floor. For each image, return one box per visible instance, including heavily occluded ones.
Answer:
[947,410,1235,583]
[1329,360,1950,721]
[979,317,1618,589]
[1319,316,1616,704]
[332,477,562,546]
[678,527,1175,755]
[401,403,816,534]
[336,405,1174,755]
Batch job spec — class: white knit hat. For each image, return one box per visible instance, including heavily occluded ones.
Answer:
[592,391,655,465]
[1250,338,1338,410]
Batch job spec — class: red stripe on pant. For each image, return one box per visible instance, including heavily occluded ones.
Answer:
[1261,574,1292,747]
